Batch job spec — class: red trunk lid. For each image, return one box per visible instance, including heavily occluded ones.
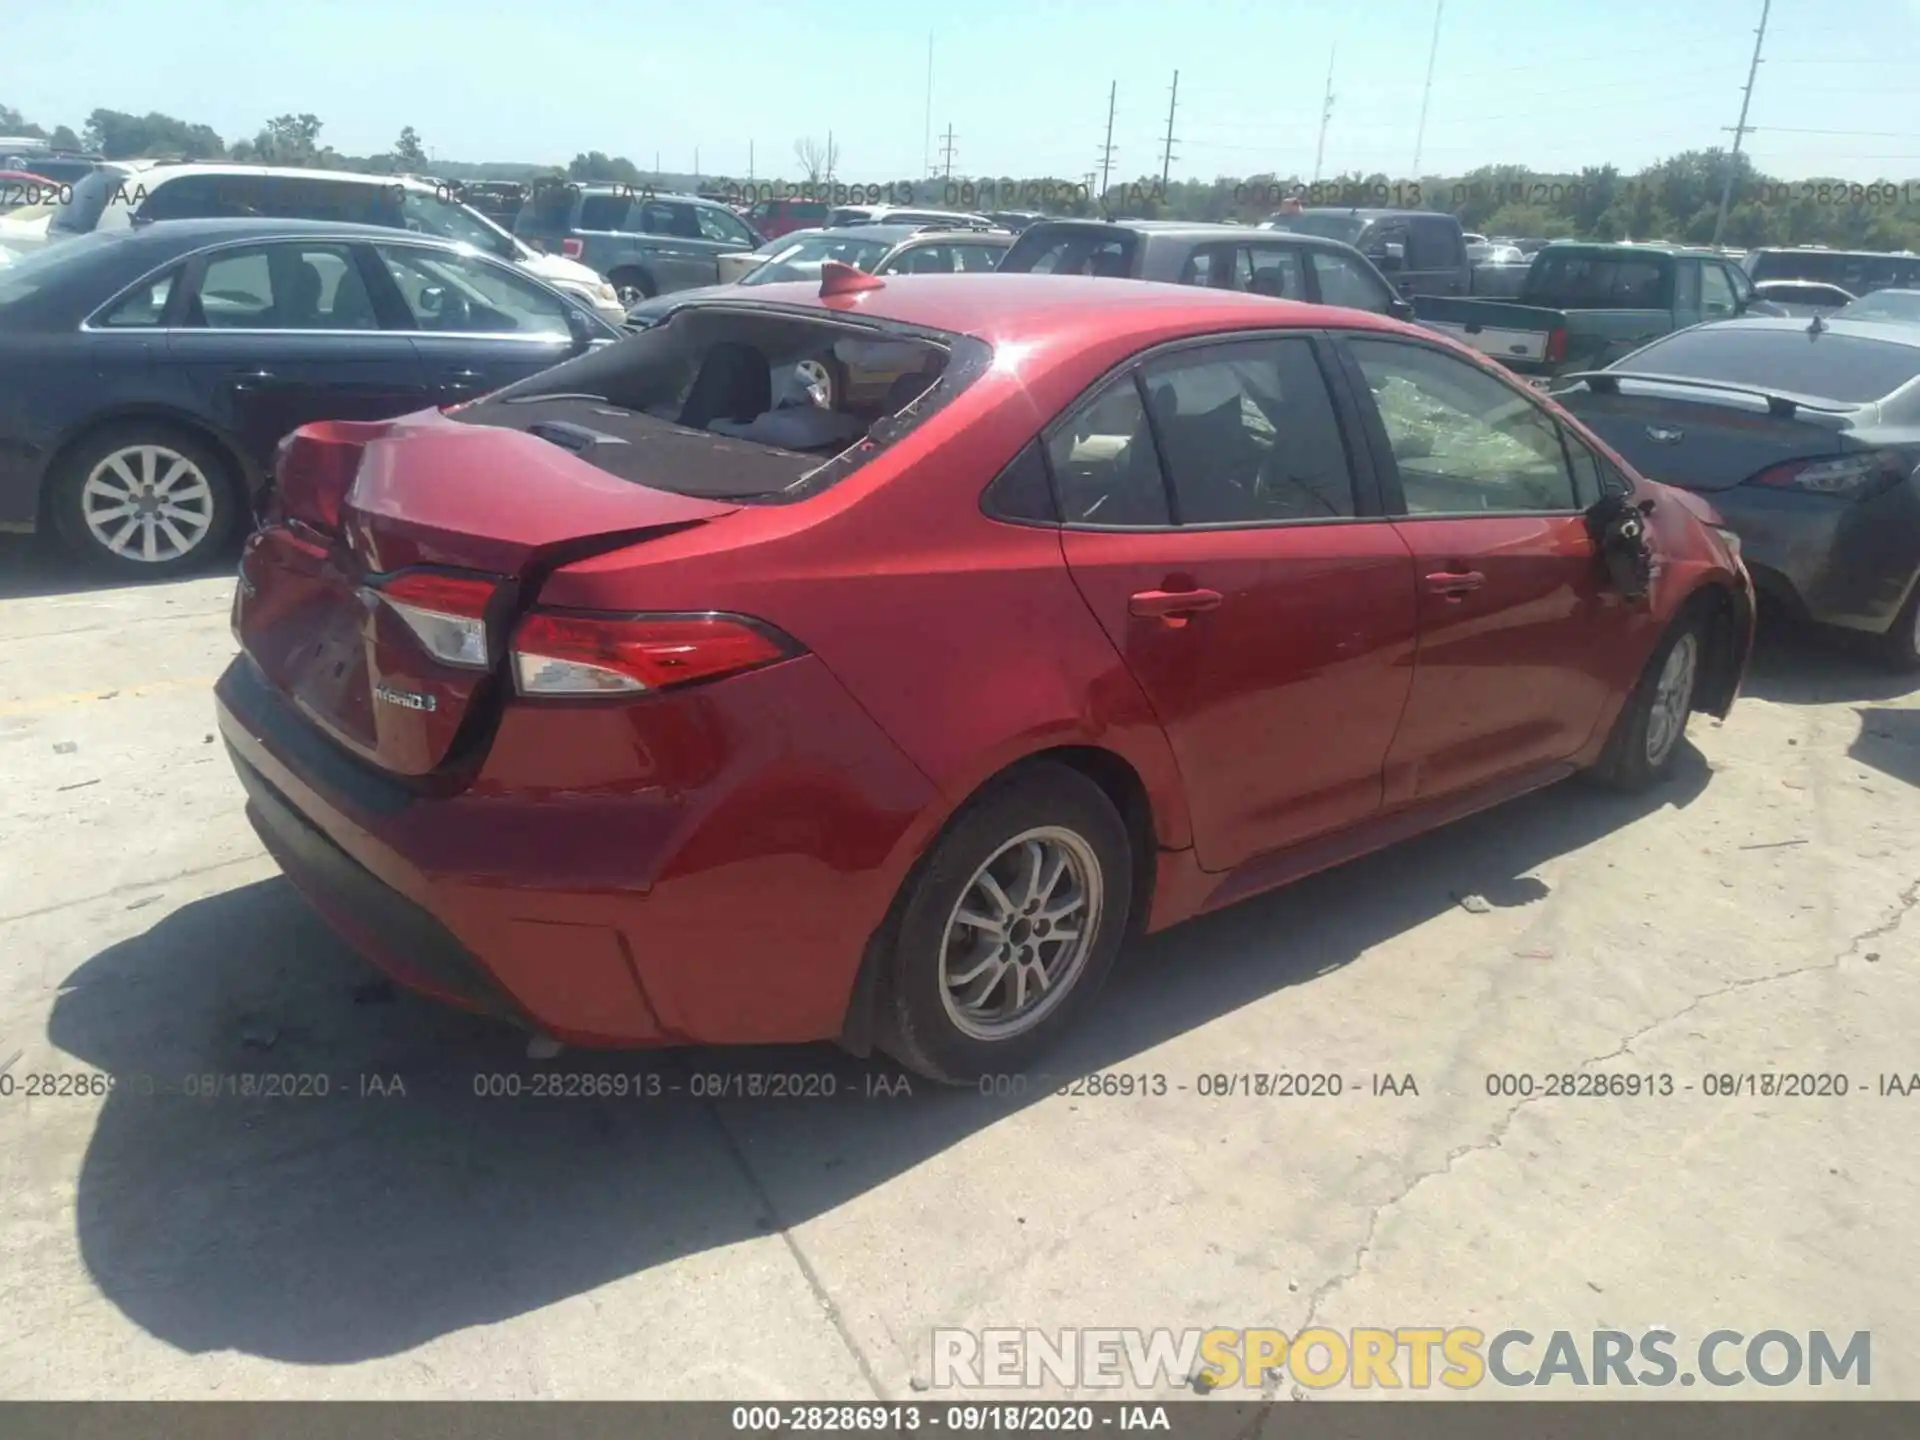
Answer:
[235,410,737,777]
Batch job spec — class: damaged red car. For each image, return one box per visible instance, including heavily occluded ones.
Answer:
[216,269,1754,1083]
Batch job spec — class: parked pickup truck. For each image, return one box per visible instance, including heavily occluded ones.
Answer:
[1413,243,1785,380]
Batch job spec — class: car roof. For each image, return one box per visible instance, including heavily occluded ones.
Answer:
[113,161,445,193]
[1691,315,1920,346]
[91,216,479,251]
[680,272,1411,347]
[1026,217,1355,248]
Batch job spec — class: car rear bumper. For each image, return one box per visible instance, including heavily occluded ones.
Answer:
[215,651,940,1047]
[1711,478,1920,633]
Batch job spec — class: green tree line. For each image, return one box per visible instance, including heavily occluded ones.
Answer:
[9,102,1920,252]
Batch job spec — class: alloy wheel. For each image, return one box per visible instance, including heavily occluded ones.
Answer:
[81,445,215,564]
[938,827,1103,1042]
[1644,631,1699,767]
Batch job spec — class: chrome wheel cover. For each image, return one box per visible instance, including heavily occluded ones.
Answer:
[938,826,1103,1042]
[82,445,215,564]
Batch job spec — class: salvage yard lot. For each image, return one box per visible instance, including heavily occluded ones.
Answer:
[2,533,1918,1400]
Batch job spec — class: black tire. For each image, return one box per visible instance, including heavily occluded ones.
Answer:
[877,763,1133,1085]
[49,423,239,578]
[609,269,655,305]
[1872,584,1920,672]
[1590,610,1707,791]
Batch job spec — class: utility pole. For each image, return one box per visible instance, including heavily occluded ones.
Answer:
[1159,70,1179,192]
[1313,46,1336,183]
[1097,82,1118,204]
[923,32,935,178]
[938,124,958,181]
[827,130,835,186]
[1712,0,1771,246]
[694,147,700,185]
[748,140,754,184]
[1412,0,1443,174]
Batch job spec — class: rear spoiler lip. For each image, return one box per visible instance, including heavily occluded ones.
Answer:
[1554,370,1862,419]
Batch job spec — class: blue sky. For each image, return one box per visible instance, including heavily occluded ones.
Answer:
[6,0,1919,182]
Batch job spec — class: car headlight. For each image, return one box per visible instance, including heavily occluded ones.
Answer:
[1711,526,1743,563]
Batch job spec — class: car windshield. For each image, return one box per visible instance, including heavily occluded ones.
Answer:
[742,233,893,284]
[399,189,521,260]
[1614,326,1920,404]
[1838,290,1920,324]
[1266,212,1367,245]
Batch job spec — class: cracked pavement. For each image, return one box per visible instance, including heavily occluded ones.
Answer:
[2,538,1917,1401]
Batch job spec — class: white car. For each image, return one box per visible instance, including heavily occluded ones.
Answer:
[36,162,626,323]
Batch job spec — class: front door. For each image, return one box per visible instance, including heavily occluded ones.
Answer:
[1336,334,1636,803]
[366,240,578,403]
[1055,334,1419,873]
[168,238,433,468]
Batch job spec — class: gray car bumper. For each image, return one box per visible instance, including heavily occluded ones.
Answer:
[1710,476,1920,634]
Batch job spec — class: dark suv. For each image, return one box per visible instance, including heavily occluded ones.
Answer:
[513,184,765,303]
[997,220,1411,318]
[1263,208,1471,299]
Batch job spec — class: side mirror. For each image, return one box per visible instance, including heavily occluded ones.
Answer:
[1389,297,1415,321]
[1368,242,1406,272]
[564,304,595,353]
[417,285,446,317]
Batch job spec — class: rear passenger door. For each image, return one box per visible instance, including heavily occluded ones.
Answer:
[1405,215,1467,297]
[166,239,432,468]
[1053,335,1419,872]
[1335,334,1643,803]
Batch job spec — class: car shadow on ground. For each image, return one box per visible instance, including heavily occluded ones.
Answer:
[49,748,1708,1364]
[1740,617,1918,707]
[0,533,234,604]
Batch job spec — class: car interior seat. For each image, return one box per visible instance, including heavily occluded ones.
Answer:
[677,341,773,429]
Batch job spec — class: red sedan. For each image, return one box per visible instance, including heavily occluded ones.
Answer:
[216,271,1754,1083]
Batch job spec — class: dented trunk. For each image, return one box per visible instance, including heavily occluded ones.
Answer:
[235,410,739,777]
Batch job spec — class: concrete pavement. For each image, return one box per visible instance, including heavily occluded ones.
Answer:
[2,532,1916,1401]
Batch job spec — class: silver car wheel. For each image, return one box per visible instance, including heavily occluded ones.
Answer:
[1645,631,1698,767]
[938,826,1103,1042]
[82,445,215,564]
[793,357,836,408]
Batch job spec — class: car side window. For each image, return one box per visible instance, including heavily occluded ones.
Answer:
[97,270,178,327]
[1560,429,1608,508]
[1700,263,1738,319]
[1309,250,1392,312]
[189,243,379,330]
[953,244,1004,273]
[374,244,572,335]
[1408,217,1462,270]
[1139,339,1356,524]
[1719,261,1757,308]
[1673,259,1701,311]
[695,206,755,245]
[887,244,955,275]
[639,201,703,239]
[1241,246,1306,299]
[1347,338,1579,515]
[1045,375,1172,526]
[138,175,227,221]
[1179,246,1222,287]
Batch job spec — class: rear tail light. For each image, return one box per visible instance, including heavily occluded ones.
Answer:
[1745,450,1916,499]
[561,237,584,259]
[510,611,798,697]
[368,570,502,669]
[1544,326,1569,364]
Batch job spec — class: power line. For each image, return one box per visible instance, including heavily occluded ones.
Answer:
[1712,0,1770,244]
